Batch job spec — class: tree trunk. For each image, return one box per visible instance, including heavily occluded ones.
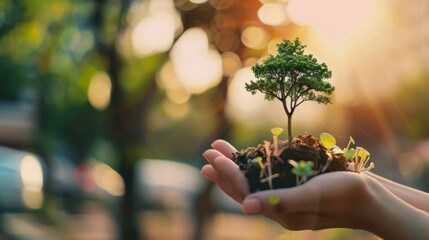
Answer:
[287,113,293,142]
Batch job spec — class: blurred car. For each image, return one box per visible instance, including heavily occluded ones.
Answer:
[0,146,45,212]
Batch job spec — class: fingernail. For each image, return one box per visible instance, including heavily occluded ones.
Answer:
[243,198,261,214]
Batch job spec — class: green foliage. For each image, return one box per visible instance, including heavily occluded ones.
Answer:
[324,134,375,173]
[320,132,336,150]
[288,159,314,185]
[289,160,315,177]
[246,38,335,140]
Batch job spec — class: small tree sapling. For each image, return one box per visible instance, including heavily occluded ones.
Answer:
[231,38,375,193]
[246,38,335,142]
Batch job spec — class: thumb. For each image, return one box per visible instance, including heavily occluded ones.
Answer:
[242,183,319,215]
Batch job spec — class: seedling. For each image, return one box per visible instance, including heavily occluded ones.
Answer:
[230,38,375,193]
[246,38,335,142]
[288,160,315,185]
[271,127,284,156]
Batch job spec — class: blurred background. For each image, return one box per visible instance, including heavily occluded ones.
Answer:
[1,0,429,239]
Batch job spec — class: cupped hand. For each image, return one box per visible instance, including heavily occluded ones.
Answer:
[241,171,377,231]
[202,139,380,231]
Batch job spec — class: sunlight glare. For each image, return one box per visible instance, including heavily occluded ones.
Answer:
[287,0,370,39]
[170,28,222,94]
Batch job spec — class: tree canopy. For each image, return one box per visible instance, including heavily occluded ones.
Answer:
[246,38,335,141]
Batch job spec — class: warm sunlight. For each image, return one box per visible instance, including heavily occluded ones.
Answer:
[287,0,370,39]
[226,67,267,124]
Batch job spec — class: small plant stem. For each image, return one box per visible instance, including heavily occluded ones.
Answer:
[260,173,280,183]
[273,135,279,156]
[264,141,273,189]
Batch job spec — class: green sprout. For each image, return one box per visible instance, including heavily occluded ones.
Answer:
[320,132,336,151]
[271,127,284,156]
[246,38,335,142]
[288,160,315,185]
[342,136,374,173]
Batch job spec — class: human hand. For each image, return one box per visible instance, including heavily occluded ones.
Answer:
[201,139,375,231]
[202,139,429,239]
[241,171,376,231]
[201,140,374,230]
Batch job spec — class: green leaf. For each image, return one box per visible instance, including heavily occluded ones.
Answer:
[269,195,280,206]
[270,127,284,136]
[357,147,370,159]
[288,159,298,168]
[320,133,336,150]
[344,149,356,160]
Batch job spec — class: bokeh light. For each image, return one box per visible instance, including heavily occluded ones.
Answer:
[88,72,112,111]
[20,155,44,209]
[170,28,223,94]
[20,155,44,192]
[226,67,267,124]
[130,0,182,57]
[221,51,242,77]
[241,24,269,49]
[258,2,288,26]
[93,163,125,197]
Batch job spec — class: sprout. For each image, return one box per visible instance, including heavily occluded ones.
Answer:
[288,160,314,185]
[271,127,284,137]
[264,140,274,189]
[320,132,336,150]
[271,127,284,156]
[341,137,375,173]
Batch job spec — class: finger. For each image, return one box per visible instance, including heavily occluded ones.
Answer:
[211,139,237,159]
[202,149,223,165]
[243,183,319,215]
[201,164,220,183]
[201,165,243,203]
[211,155,250,198]
[203,149,249,200]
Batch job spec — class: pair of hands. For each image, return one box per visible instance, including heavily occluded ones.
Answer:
[201,140,429,239]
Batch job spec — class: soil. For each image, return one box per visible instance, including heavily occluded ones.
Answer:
[232,134,348,193]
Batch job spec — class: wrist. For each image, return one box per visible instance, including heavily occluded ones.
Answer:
[363,176,429,239]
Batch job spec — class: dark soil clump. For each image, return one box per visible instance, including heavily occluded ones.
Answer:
[233,134,348,193]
